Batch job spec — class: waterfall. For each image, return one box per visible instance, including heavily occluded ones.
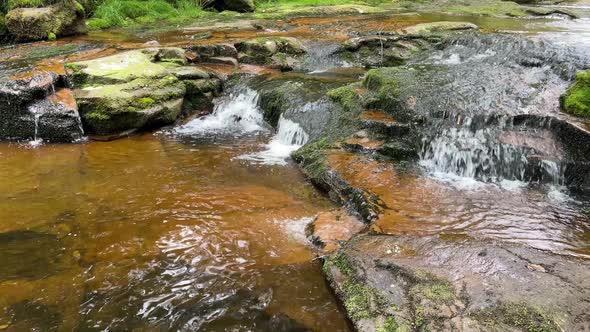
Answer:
[237,114,309,166]
[174,87,265,136]
[420,117,567,187]
[29,110,43,147]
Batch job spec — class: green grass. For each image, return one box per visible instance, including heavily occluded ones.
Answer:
[89,0,210,29]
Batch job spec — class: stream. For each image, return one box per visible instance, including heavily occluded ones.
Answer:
[1,5,590,331]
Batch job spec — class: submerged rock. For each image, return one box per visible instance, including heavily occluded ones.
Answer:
[236,37,306,70]
[324,235,590,332]
[5,2,85,41]
[307,210,365,252]
[67,48,221,135]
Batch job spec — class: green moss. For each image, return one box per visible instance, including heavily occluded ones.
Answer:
[0,15,7,39]
[377,316,399,332]
[47,32,56,40]
[409,280,455,305]
[86,110,110,121]
[27,44,77,58]
[343,280,376,321]
[562,70,590,119]
[292,138,332,186]
[473,302,560,332]
[74,1,85,15]
[86,17,111,30]
[327,84,362,112]
[137,97,155,108]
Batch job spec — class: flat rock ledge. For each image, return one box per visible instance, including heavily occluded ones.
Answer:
[324,234,590,332]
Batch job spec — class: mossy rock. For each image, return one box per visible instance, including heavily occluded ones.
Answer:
[75,76,186,135]
[5,2,86,41]
[66,49,182,85]
[562,70,590,119]
[327,84,363,113]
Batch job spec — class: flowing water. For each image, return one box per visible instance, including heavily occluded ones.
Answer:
[0,133,351,331]
[2,7,590,331]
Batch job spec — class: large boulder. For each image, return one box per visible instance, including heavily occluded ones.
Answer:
[325,235,590,332]
[67,48,222,136]
[5,2,86,41]
[206,0,255,13]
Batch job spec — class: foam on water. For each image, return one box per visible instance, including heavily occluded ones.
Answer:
[174,87,265,136]
[237,115,309,166]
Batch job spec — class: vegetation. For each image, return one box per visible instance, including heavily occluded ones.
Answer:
[473,302,560,332]
[88,0,209,29]
[562,70,590,119]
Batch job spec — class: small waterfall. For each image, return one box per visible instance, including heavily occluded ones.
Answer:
[29,110,43,147]
[420,117,567,186]
[237,114,309,166]
[174,87,265,136]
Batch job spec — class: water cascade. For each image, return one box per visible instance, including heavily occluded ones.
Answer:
[237,114,309,166]
[174,87,265,136]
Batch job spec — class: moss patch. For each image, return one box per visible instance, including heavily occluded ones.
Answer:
[377,316,399,332]
[562,70,590,119]
[327,84,362,113]
[292,138,332,187]
[473,302,560,332]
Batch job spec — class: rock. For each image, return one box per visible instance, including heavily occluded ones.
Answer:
[0,68,84,142]
[207,56,239,66]
[5,2,86,41]
[338,35,434,68]
[29,89,84,142]
[324,235,590,332]
[67,48,221,135]
[166,66,210,80]
[187,43,238,61]
[306,210,366,252]
[235,37,305,66]
[401,21,479,36]
[143,40,160,47]
[66,49,173,85]
[206,0,255,12]
[74,76,186,135]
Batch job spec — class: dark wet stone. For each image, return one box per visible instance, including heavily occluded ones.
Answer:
[205,0,255,13]
[0,230,66,281]
[324,235,590,332]
[187,43,238,60]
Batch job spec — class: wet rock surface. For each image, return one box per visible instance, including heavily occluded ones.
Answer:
[0,67,83,142]
[324,235,590,332]
[67,48,222,135]
[306,209,365,252]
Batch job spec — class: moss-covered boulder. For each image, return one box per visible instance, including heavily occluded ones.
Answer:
[67,48,221,135]
[235,37,306,70]
[75,76,186,135]
[325,235,590,332]
[562,70,590,119]
[5,2,85,41]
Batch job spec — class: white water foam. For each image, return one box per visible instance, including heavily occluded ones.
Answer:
[237,114,309,166]
[174,87,265,136]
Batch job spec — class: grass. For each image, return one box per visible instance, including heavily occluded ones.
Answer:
[88,0,210,29]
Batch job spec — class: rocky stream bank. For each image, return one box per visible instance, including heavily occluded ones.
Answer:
[1,4,590,332]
